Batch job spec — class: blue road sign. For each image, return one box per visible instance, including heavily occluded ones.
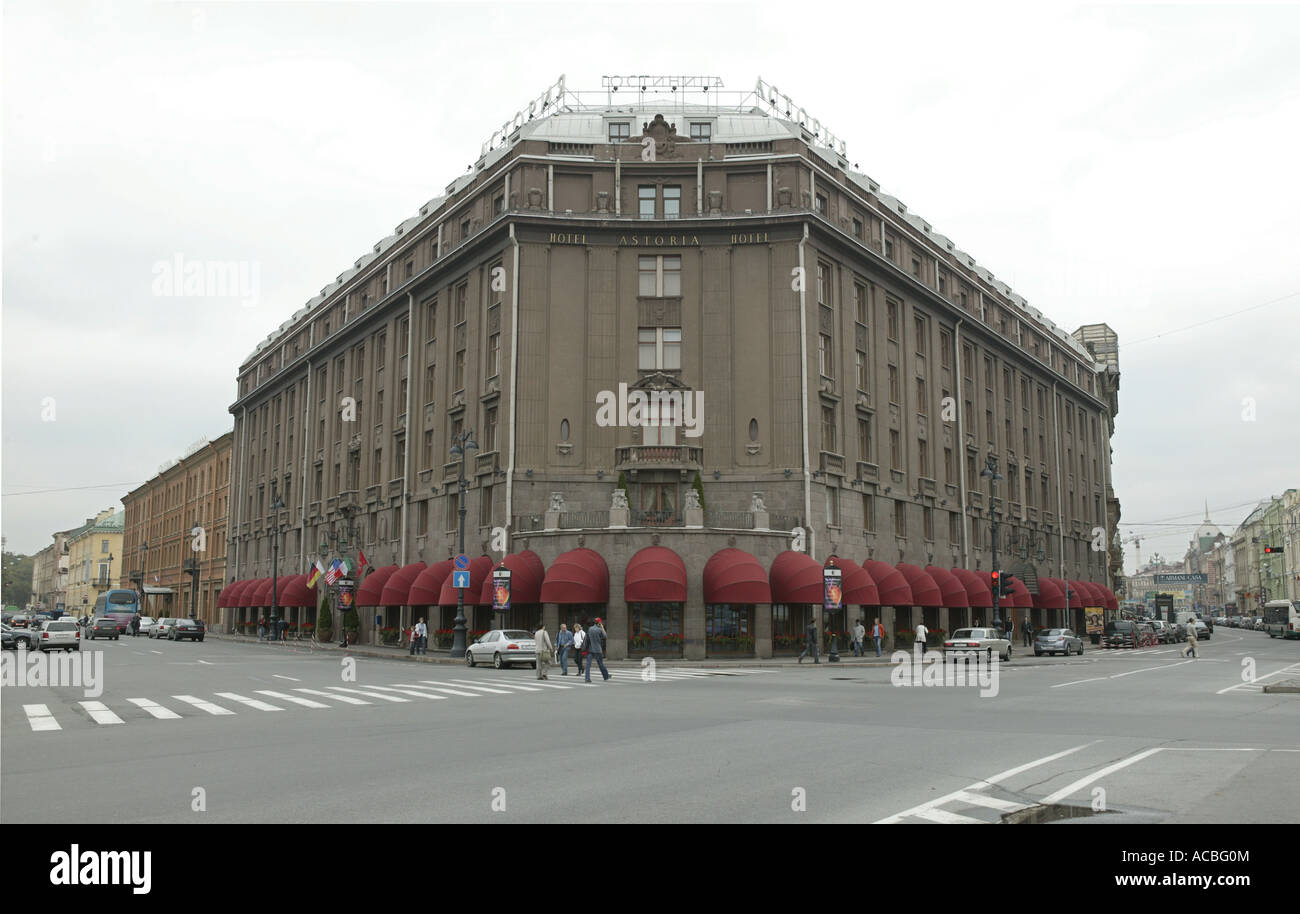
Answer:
[453,570,471,589]
[455,554,470,571]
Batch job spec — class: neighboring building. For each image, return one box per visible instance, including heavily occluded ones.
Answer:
[65,508,124,614]
[121,433,233,623]
[1229,492,1294,612]
[1182,503,1225,611]
[1073,323,1122,596]
[29,528,76,612]
[224,77,1121,654]
[1284,488,1300,602]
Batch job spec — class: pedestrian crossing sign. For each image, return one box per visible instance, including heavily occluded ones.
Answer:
[453,570,471,589]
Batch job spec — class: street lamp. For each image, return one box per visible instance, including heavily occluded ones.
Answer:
[139,540,149,616]
[980,455,1004,631]
[269,484,285,637]
[449,428,479,659]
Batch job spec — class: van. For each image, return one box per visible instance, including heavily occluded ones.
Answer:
[1174,610,1197,626]
[1263,600,1300,640]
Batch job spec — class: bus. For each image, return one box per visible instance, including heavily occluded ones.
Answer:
[1263,599,1300,640]
[92,589,141,633]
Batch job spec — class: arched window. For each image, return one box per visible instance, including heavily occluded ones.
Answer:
[749,418,759,442]
[560,418,570,441]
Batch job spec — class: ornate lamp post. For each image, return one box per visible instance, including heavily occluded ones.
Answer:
[269,483,285,636]
[449,428,478,659]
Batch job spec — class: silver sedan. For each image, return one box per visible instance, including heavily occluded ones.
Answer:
[1034,628,1084,656]
[465,629,537,669]
[942,628,1012,662]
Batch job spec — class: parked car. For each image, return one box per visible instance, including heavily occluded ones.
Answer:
[168,618,206,642]
[1103,620,1157,648]
[1034,628,1084,656]
[1253,618,1266,632]
[149,618,176,639]
[1146,620,1175,643]
[1191,620,1210,640]
[138,616,159,636]
[465,629,537,669]
[38,620,81,652]
[942,627,1012,662]
[10,613,34,629]
[88,617,121,640]
[3,622,39,651]
[1170,622,1187,642]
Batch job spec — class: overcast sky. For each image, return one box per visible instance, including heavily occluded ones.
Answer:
[3,0,1298,569]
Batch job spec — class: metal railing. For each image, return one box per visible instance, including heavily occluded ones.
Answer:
[769,514,801,531]
[630,509,681,527]
[559,511,610,529]
[615,445,704,466]
[704,510,754,529]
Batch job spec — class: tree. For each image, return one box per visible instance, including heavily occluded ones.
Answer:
[316,592,333,640]
[2,551,37,609]
[691,471,706,511]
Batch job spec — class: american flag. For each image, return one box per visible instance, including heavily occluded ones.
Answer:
[324,559,343,586]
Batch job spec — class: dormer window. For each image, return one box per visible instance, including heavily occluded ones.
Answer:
[609,122,631,143]
[689,122,712,141]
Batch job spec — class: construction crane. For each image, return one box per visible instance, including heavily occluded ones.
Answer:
[1120,534,1144,570]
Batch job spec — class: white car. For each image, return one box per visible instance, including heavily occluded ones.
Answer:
[943,627,1011,662]
[149,618,176,639]
[38,620,81,652]
[465,629,537,669]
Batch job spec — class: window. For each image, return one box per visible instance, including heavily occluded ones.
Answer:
[424,363,436,404]
[493,195,504,216]
[483,406,497,452]
[962,345,973,379]
[417,499,429,533]
[894,502,906,537]
[854,282,869,324]
[884,234,896,262]
[372,447,383,483]
[561,418,571,441]
[857,416,873,459]
[819,334,834,378]
[919,439,930,477]
[916,377,927,413]
[822,405,837,452]
[638,328,682,370]
[638,255,681,296]
[817,263,832,305]
[453,349,465,391]
[863,494,875,531]
[938,272,947,295]
[638,185,656,220]
[480,485,493,527]
[749,418,758,442]
[1025,468,1033,506]
[887,298,899,340]
[663,185,681,220]
[643,398,677,446]
[461,218,471,240]
[888,364,899,404]
[985,409,994,443]
[815,193,827,215]
[940,330,951,368]
[915,317,928,356]
[890,429,901,469]
[486,332,500,378]
[911,257,922,279]
[455,283,467,324]
[689,122,711,141]
[856,350,868,391]
[944,447,954,482]
[423,430,434,469]
[446,491,458,530]
[609,122,631,143]
[825,487,839,527]
[852,217,863,239]
[923,507,934,541]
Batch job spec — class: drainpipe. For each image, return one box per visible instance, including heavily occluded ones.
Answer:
[1052,380,1066,626]
[954,319,968,568]
[401,292,415,565]
[505,224,521,546]
[302,359,312,570]
[798,223,814,558]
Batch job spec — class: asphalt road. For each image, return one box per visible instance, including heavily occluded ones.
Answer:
[3,628,1297,823]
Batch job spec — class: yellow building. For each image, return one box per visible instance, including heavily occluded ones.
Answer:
[65,508,124,616]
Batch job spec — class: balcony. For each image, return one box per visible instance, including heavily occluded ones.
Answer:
[475,451,500,476]
[443,460,462,484]
[704,510,755,530]
[819,451,846,476]
[629,508,681,527]
[615,444,703,478]
[559,511,611,529]
[365,484,383,505]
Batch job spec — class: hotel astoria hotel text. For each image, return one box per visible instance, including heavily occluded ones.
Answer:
[210,75,1124,658]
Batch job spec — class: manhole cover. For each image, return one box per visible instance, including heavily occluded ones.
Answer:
[1002,803,1114,824]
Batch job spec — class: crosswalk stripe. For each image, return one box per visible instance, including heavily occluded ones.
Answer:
[447,678,541,692]
[429,680,512,695]
[128,698,182,719]
[328,686,410,703]
[80,701,125,725]
[478,677,572,690]
[294,688,371,705]
[24,704,61,731]
[912,807,987,824]
[215,692,284,712]
[363,685,447,700]
[255,689,330,709]
[173,695,235,716]
[394,683,482,697]
[949,791,1027,812]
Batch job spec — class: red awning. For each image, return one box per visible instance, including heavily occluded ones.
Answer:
[357,565,400,607]
[380,562,428,606]
[478,553,543,605]
[278,575,314,608]
[835,557,880,606]
[225,579,252,607]
[248,578,272,607]
[1100,586,1119,612]
[703,549,771,604]
[1004,574,1033,609]
[862,560,914,606]
[924,565,970,608]
[624,546,687,603]
[1070,580,1101,608]
[519,550,545,587]
[895,563,942,608]
[439,556,495,606]
[1033,577,1068,610]
[218,580,244,608]
[769,551,825,604]
[408,560,454,606]
[949,568,992,609]
[540,548,609,605]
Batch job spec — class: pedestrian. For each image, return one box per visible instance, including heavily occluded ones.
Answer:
[258,617,266,641]
[406,624,416,654]
[1181,620,1199,659]
[871,618,885,657]
[1022,617,1033,646]
[915,620,929,656]
[131,613,140,638]
[534,622,554,680]
[278,617,289,641]
[415,617,428,655]
[798,618,819,664]
[584,618,611,682]
[572,623,586,675]
[852,619,866,657]
[556,623,574,675]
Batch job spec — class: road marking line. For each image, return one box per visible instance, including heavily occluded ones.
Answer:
[912,808,987,824]
[151,650,163,655]
[1040,748,1163,805]
[273,675,300,682]
[329,686,410,703]
[395,683,481,697]
[294,688,370,705]
[875,742,1098,824]
[1053,677,1108,688]
[479,677,571,690]
[1110,660,1194,678]
[24,704,61,731]
[80,701,125,725]
[950,791,1028,812]
[447,679,538,693]
[1216,662,1300,694]
[255,689,329,708]
[173,695,235,716]
[197,660,212,665]
[420,680,511,695]
[215,692,284,711]
[128,698,182,719]
[363,685,447,700]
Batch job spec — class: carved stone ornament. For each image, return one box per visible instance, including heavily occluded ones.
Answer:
[611,489,629,510]
[776,186,793,208]
[527,187,544,210]
[684,488,701,511]
[641,114,678,158]
[707,189,723,215]
[751,492,767,513]
[549,491,566,512]
[596,191,610,213]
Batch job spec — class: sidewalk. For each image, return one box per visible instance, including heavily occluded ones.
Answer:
[205,632,908,668]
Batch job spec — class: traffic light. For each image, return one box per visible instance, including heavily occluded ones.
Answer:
[991,571,1015,598]
[1262,545,1279,555]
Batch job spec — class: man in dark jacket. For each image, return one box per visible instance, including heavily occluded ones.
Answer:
[584,618,611,682]
[798,619,819,664]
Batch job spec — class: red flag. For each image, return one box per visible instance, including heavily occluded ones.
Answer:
[357,550,369,574]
